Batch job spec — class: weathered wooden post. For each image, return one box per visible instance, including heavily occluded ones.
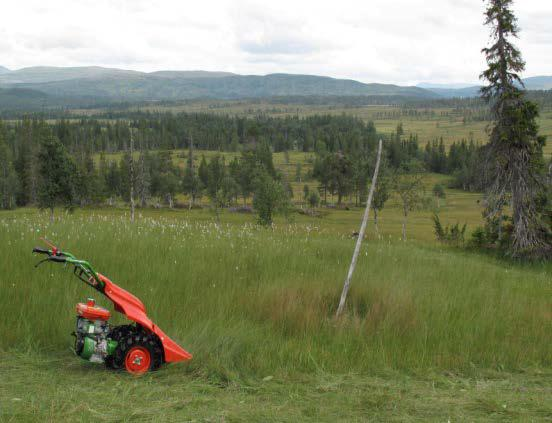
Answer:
[336,139,383,318]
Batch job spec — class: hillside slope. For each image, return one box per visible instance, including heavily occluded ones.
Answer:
[0,66,437,102]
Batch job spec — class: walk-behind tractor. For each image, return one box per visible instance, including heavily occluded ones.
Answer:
[33,241,192,374]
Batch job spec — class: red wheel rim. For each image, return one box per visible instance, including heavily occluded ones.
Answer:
[125,347,151,374]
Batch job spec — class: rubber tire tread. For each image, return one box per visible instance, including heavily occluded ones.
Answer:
[107,329,163,372]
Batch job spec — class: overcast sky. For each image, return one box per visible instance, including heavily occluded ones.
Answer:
[1,0,551,85]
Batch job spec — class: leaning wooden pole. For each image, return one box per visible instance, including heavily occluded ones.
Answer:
[336,139,383,318]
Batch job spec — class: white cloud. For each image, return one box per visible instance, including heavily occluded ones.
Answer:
[0,0,550,84]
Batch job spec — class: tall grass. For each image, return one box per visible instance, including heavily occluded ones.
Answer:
[0,210,550,381]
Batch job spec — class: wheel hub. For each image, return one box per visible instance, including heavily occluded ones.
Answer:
[125,347,151,374]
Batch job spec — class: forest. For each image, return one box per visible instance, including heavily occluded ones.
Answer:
[0,115,490,209]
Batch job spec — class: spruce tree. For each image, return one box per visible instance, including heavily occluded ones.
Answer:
[480,0,550,258]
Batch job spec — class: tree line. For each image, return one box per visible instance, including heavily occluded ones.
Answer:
[0,112,377,155]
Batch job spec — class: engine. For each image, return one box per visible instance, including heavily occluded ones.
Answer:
[74,298,117,363]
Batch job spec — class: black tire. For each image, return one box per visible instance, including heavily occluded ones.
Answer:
[107,328,164,372]
[105,324,136,370]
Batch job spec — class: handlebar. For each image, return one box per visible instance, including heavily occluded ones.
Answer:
[32,246,75,258]
[32,244,103,292]
[48,256,67,263]
[32,247,51,255]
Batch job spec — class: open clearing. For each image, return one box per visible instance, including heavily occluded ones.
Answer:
[2,353,550,422]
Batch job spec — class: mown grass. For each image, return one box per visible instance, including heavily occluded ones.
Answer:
[2,352,550,422]
[0,209,550,420]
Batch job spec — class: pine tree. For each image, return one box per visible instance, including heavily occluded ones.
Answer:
[206,155,225,200]
[206,155,226,221]
[327,152,353,205]
[392,160,425,241]
[303,184,310,206]
[0,123,18,210]
[373,167,390,237]
[307,190,320,211]
[253,170,289,226]
[295,163,302,183]
[104,160,120,206]
[432,183,446,208]
[37,133,76,222]
[198,156,209,189]
[230,128,240,152]
[236,151,257,206]
[136,151,151,207]
[480,0,550,258]
[118,151,131,201]
[75,148,99,206]
[98,152,108,200]
[256,141,276,177]
[221,174,240,206]
[155,151,178,208]
[182,136,200,208]
[182,165,200,209]
[14,118,38,206]
[312,154,331,204]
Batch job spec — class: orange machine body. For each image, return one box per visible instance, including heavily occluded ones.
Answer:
[97,273,192,363]
[76,300,111,321]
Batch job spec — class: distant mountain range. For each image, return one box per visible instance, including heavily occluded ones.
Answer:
[0,66,436,103]
[417,76,552,98]
[0,65,550,109]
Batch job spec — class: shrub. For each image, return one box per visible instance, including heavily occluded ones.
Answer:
[432,213,466,245]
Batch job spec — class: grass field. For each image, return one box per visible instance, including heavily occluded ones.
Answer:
[0,206,550,421]
[9,141,550,421]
